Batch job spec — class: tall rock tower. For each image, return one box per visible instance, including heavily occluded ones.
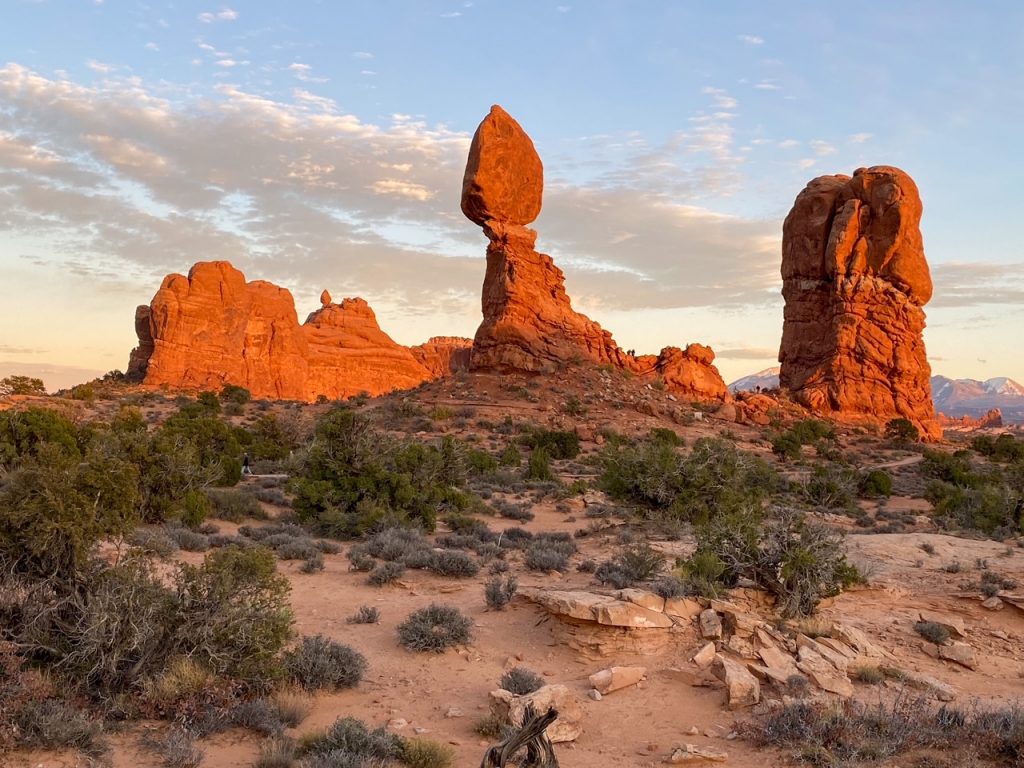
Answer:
[779,166,940,439]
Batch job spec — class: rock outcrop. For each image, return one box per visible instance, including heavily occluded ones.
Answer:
[410,336,474,378]
[128,261,463,400]
[779,166,941,439]
[463,105,727,402]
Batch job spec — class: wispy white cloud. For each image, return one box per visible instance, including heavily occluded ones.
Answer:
[86,59,113,73]
[198,8,237,23]
[848,132,873,144]
[144,42,159,51]
[738,34,764,45]
[798,158,816,169]
[778,139,799,149]
[809,139,837,156]
[352,51,374,59]
[753,79,780,91]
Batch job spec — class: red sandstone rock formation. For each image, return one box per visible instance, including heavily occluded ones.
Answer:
[463,105,727,401]
[410,337,474,378]
[936,408,1003,430]
[128,261,458,400]
[779,166,941,440]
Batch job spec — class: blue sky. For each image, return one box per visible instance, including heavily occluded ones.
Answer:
[1,1,1022,390]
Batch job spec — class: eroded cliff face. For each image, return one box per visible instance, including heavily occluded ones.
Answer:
[779,166,940,439]
[128,262,462,401]
[463,105,727,401]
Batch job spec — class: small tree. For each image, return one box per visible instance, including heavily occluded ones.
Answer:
[0,375,46,396]
[885,418,920,444]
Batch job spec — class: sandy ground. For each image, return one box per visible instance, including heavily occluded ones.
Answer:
[7,372,1024,767]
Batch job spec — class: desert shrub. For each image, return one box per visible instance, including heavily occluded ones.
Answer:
[402,738,454,768]
[595,543,665,589]
[220,384,251,405]
[366,527,428,559]
[300,551,325,573]
[677,549,728,598]
[524,446,554,481]
[174,546,293,681]
[232,698,287,736]
[749,694,1024,766]
[367,561,406,586]
[649,427,683,446]
[166,525,211,552]
[499,443,521,467]
[290,408,474,538]
[524,542,568,572]
[885,417,920,444]
[272,688,312,728]
[652,574,688,598]
[466,448,499,475]
[397,604,472,652]
[0,442,140,581]
[684,506,861,616]
[130,527,180,556]
[498,526,534,549]
[852,665,885,684]
[0,407,82,469]
[521,428,580,460]
[499,667,544,695]
[347,606,381,624]
[859,469,893,498]
[926,478,1021,536]
[301,716,404,762]
[599,436,778,523]
[206,487,262,521]
[428,549,480,577]
[914,621,950,645]
[799,464,859,511]
[14,698,106,756]
[484,575,518,610]
[284,635,366,691]
[972,433,1024,463]
[146,727,204,768]
[771,419,835,460]
[255,737,298,768]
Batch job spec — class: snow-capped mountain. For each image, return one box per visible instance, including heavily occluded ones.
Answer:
[728,367,780,393]
[932,376,1024,422]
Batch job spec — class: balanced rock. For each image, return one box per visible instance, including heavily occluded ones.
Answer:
[128,261,455,401]
[461,104,543,227]
[462,105,727,402]
[320,289,332,306]
[779,166,940,440]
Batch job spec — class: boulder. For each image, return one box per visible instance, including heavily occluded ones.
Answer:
[796,647,854,698]
[692,642,717,669]
[938,641,977,670]
[712,654,760,709]
[699,609,723,640]
[918,610,967,639]
[588,665,647,694]
[489,684,583,743]
[779,166,940,440]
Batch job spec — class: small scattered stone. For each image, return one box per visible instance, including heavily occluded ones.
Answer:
[982,596,1004,611]
[700,609,723,640]
[589,689,602,701]
[667,744,728,763]
[445,708,464,719]
[388,719,408,730]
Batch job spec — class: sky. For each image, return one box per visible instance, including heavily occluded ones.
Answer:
[1,1,1022,392]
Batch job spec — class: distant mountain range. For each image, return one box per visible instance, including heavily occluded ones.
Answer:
[728,367,780,393]
[728,368,1024,424]
[931,376,1024,421]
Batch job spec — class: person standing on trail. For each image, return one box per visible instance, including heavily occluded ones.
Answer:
[242,451,252,476]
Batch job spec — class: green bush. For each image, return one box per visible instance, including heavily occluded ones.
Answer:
[599,436,778,523]
[0,407,82,469]
[401,738,454,768]
[220,384,251,405]
[859,470,893,498]
[885,417,920,444]
[686,507,861,616]
[521,428,580,460]
[972,434,1024,463]
[174,546,293,680]
[205,487,263,521]
[0,442,140,581]
[300,717,404,763]
[283,635,367,691]
[0,375,46,396]
[289,408,474,538]
[499,443,521,467]
[397,604,472,652]
[524,446,554,481]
